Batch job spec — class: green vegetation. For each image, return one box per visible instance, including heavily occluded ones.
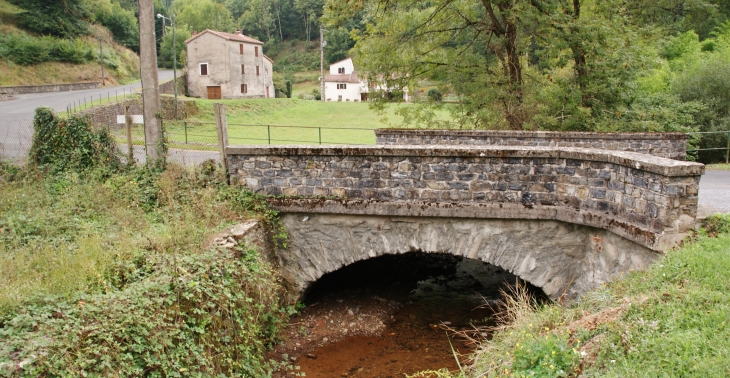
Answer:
[707,163,730,170]
[29,107,121,174]
[0,111,293,375]
[318,0,730,162]
[159,98,450,146]
[0,0,139,86]
[452,214,730,377]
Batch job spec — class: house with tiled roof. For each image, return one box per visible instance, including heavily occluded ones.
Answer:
[324,58,408,102]
[185,29,274,99]
[324,58,365,102]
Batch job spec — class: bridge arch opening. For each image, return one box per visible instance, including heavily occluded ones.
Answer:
[303,251,548,308]
[277,213,659,302]
[286,251,548,376]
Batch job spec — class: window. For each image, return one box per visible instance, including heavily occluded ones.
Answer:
[338,67,345,74]
[241,84,248,93]
[254,46,259,57]
[241,65,245,74]
[200,63,208,76]
[256,66,260,75]
[337,83,347,89]
[239,44,243,54]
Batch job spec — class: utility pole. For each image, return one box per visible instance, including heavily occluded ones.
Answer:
[98,37,105,86]
[138,0,163,165]
[158,13,178,119]
[320,25,325,102]
[172,14,177,119]
[160,16,166,69]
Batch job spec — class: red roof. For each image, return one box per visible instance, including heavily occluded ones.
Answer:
[185,29,263,45]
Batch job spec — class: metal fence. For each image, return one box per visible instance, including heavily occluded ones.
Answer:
[161,121,377,147]
[687,130,730,164]
[66,87,141,115]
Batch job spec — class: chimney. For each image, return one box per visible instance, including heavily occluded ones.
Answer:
[235,30,243,35]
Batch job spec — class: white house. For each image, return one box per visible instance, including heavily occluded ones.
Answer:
[185,29,274,99]
[324,58,409,102]
[323,58,366,102]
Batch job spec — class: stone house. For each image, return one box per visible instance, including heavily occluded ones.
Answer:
[185,29,274,99]
[324,57,409,102]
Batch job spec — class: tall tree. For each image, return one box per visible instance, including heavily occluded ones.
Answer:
[338,0,670,131]
[9,0,91,38]
[173,0,236,33]
[294,0,323,41]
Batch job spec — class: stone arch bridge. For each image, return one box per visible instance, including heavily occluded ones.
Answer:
[225,130,703,301]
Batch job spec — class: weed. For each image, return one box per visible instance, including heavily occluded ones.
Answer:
[703,213,730,237]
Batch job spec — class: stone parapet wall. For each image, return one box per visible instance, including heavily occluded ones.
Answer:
[159,74,187,95]
[227,145,704,251]
[0,82,100,95]
[375,129,689,160]
[76,97,198,128]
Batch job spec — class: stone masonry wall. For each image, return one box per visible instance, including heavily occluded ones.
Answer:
[76,97,198,129]
[375,129,689,160]
[227,145,704,251]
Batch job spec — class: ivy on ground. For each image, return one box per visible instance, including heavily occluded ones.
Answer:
[0,246,289,377]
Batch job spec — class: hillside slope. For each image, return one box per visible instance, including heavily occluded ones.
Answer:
[0,0,139,86]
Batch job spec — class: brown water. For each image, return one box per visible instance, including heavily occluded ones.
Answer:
[276,253,537,378]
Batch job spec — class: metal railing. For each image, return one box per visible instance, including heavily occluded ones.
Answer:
[66,87,141,115]
[161,121,377,147]
[687,130,730,164]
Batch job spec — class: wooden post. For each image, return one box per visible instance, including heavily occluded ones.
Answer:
[125,105,133,164]
[214,103,229,176]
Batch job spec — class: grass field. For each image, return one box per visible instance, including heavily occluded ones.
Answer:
[459,214,730,377]
[124,97,451,148]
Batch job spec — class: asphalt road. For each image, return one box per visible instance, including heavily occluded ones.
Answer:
[0,70,175,161]
[698,169,730,216]
[0,69,174,113]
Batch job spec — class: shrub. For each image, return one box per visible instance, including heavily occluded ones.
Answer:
[427,88,443,102]
[29,108,121,174]
[0,246,289,376]
[0,33,91,66]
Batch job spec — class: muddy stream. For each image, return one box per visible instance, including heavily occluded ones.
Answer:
[270,252,543,377]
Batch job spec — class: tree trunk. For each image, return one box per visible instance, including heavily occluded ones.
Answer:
[485,0,523,130]
[568,0,589,108]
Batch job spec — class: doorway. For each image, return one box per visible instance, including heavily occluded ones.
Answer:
[206,86,221,99]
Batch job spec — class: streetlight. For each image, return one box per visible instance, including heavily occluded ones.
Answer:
[98,37,105,86]
[157,13,178,119]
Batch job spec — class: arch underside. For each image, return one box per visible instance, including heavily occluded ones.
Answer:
[276,213,659,301]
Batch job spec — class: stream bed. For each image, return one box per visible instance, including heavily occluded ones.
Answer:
[270,252,543,377]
